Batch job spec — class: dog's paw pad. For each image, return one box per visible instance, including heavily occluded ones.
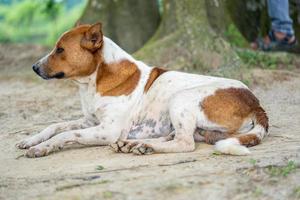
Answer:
[110,143,120,152]
[16,140,33,149]
[110,141,126,153]
[132,144,154,155]
[125,142,140,153]
[110,141,138,153]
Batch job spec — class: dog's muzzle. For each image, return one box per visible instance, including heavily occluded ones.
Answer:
[32,64,64,80]
[32,64,40,75]
[32,64,48,80]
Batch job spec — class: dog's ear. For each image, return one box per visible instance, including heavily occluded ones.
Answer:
[81,22,103,52]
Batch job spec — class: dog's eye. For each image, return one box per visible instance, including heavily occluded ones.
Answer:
[56,47,64,54]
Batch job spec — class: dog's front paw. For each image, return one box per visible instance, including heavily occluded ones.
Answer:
[16,138,38,149]
[25,147,49,158]
[131,143,154,155]
[110,140,138,153]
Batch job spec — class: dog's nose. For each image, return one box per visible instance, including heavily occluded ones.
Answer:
[32,64,40,74]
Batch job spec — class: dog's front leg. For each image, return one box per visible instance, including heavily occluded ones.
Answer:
[25,124,121,158]
[16,118,95,149]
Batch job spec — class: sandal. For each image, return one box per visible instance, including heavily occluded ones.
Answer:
[252,30,297,52]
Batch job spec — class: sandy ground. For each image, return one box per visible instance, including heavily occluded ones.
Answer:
[0,44,300,200]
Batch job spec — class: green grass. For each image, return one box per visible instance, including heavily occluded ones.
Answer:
[212,151,222,156]
[103,191,113,199]
[249,158,257,166]
[237,50,277,69]
[95,165,104,171]
[266,161,297,177]
[236,49,296,70]
[253,187,263,197]
[224,23,248,48]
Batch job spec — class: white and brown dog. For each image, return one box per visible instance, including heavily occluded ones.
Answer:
[16,23,269,158]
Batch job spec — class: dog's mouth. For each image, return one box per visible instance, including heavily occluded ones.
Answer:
[40,72,65,80]
[51,72,65,79]
[33,65,65,80]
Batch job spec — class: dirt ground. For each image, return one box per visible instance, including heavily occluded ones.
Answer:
[0,44,300,200]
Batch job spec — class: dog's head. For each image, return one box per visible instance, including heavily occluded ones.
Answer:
[32,23,103,80]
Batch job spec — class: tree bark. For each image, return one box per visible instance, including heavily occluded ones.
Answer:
[80,0,160,53]
[134,0,242,77]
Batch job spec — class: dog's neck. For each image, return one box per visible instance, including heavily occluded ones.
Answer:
[73,36,138,94]
[102,37,134,64]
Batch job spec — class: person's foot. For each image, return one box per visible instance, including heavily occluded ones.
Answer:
[251,31,297,51]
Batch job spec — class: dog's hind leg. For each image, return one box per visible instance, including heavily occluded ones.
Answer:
[16,118,94,149]
[126,90,199,155]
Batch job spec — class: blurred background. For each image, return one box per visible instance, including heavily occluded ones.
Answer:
[0,0,300,74]
[1,0,299,49]
[0,0,86,46]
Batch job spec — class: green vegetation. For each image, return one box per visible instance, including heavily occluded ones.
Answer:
[0,0,86,46]
[236,49,296,70]
[266,160,297,177]
[224,23,248,48]
[103,191,113,199]
[249,158,257,166]
[95,165,104,171]
[253,187,263,197]
[212,151,222,156]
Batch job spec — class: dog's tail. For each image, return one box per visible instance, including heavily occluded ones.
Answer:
[214,106,269,155]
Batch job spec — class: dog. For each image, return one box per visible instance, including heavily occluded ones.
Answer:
[16,22,269,158]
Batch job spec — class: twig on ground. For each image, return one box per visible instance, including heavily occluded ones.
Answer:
[56,180,110,191]
[158,159,197,166]
[15,154,25,160]
[86,165,150,174]
[270,124,281,128]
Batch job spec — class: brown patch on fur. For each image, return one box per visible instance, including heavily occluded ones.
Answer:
[254,107,269,132]
[38,24,104,79]
[97,59,141,96]
[236,134,261,147]
[202,130,229,145]
[144,67,168,92]
[201,87,268,133]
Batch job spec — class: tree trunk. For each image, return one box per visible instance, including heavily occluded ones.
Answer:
[134,0,242,78]
[80,0,160,53]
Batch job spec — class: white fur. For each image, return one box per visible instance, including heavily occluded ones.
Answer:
[215,138,251,155]
[17,36,264,157]
[102,37,134,63]
[250,124,268,138]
